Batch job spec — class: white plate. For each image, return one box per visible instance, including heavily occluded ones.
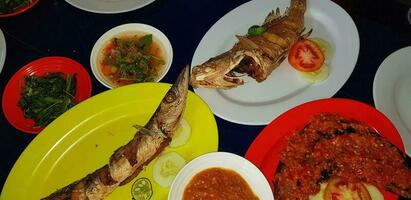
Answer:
[65,0,155,14]
[373,46,411,155]
[168,152,274,200]
[0,28,6,74]
[191,0,359,125]
[90,23,173,89]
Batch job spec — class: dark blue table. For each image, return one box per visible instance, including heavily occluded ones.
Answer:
[0,0,410,197]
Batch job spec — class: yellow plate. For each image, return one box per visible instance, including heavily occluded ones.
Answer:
[1,83,218,200]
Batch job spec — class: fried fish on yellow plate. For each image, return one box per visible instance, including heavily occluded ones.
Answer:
[42,66,189,200]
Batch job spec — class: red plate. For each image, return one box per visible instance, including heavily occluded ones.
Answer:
[2,56,92,134]
[0,0,39,18]
[245,98,404,200]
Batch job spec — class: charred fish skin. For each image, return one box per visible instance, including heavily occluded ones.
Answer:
[42,66,189,200]
[190,0,306,89]
[119,65,189,185]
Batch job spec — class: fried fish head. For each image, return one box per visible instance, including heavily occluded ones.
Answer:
[190,48,280,89]
[190,51,246,89]
[146,66,189,137]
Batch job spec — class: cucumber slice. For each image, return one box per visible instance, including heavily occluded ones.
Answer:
[299,64,329,83]
[309,37,333,61]
[170,119,191,148]
[152,152,186,187]
[131,177,153,200]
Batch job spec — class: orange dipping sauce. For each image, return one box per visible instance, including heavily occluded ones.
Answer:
[183,167,259,200]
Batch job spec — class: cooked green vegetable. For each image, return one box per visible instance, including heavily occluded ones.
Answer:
[248,25,267,36]
[0,0,32,14]
[18,72,77,127]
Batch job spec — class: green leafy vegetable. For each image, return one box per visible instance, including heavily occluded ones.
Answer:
[248,25,267,36]
[138,34,153,51]
[0,0,32,14]
[18,72,77,127]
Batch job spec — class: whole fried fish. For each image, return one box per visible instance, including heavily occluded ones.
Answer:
[42,66,189,200]
[191,0,308,89]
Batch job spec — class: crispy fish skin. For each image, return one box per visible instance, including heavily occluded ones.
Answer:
[190,0,307,89]
[42,66,189,200]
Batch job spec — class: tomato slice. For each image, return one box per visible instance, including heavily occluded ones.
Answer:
[288,39,325,72]
[324,178,371,200]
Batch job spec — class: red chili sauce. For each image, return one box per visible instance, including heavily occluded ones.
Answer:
[274,113,411,200]
[183,167,259,200]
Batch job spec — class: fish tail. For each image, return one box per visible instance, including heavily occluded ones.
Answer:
[287,0,306,26]
[289,0,306,13]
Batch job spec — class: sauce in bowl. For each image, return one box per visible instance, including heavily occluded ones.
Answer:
[98,33,165,87]
[183,167,259,200]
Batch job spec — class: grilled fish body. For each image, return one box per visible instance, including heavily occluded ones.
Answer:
[191,0,307,89]
[42,66,189,200]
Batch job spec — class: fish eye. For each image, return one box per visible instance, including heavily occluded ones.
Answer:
[165,90,177,103]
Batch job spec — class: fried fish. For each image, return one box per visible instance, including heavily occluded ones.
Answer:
[191,0,308,89]
[42,66,189,200]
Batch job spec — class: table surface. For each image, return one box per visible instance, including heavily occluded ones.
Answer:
[0,0,410,197]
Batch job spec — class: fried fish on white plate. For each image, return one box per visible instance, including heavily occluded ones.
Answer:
[191,0,308,89]
[190,0,359,125]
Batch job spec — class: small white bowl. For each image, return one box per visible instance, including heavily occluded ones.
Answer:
[168,152,274,200]
[90,23,173,89]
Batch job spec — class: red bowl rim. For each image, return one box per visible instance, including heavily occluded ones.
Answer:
[1,56,92,134]
[0,0,40,18]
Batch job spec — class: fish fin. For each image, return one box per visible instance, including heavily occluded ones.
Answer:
[301,28,313,38]
[263,7,287,26]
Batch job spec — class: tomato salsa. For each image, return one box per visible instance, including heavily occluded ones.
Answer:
[273,113,411,200]
[98,33,165,87]
[183,167,259,200]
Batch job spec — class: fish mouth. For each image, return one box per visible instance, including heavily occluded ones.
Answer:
[190,51,250,89]
[190,49,271,89]
[219,51,248,85]
[168,65,189,102]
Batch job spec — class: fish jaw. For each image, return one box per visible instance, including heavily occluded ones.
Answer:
[239,49,281,82]
[190,51,245,89]
[145,66,189,137]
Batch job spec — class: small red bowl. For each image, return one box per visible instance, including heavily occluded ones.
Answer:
[2,56,92,134]
[0,0,39,18]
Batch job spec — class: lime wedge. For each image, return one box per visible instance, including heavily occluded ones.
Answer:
[131,177,153,200]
